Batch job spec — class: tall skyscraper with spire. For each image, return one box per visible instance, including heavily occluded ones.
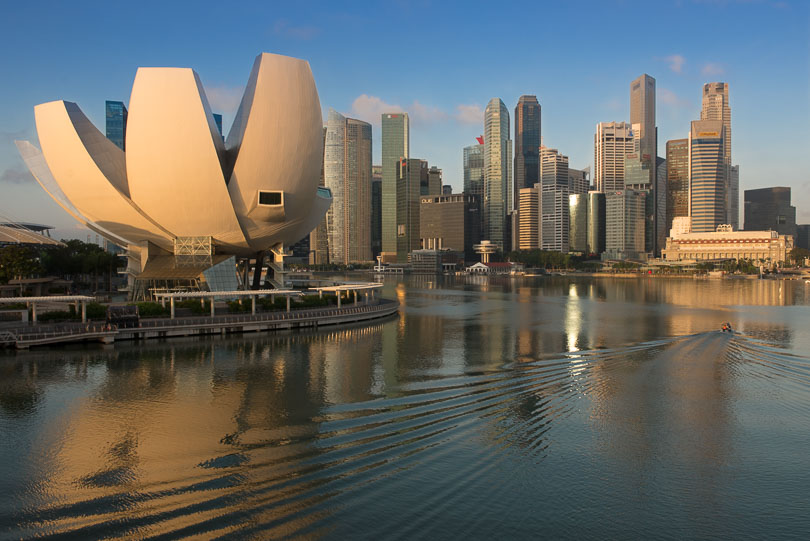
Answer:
[514,95,541,197]
[483,98,512,250]
[381,113,409,262]
[629,73,664,254]
[700,82,736,228]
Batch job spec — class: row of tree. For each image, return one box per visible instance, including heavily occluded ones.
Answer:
[0,240,122,291]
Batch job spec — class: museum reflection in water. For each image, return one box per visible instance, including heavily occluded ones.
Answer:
[0,276,807,537]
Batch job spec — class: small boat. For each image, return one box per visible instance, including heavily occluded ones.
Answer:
[721,322,733,333]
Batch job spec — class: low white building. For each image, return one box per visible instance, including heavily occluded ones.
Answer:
[662,224,793,263]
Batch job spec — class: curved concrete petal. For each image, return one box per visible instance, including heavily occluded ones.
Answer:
[227,53,323,250]
[15,140,130,247]
[126,67,248,251]
[34,101,175,251]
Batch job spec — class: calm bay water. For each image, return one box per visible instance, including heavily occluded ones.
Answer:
[1,276,809,539]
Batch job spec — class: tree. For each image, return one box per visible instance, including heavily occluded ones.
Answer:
[0,245,43,284]
[789,247,810,267]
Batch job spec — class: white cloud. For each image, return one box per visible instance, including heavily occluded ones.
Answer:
[410,100,448,124]
[664,54,686,74]
[349,95,448,126]
[659,88,691,108]
[701,63,725,77]
[205,85,244,117]
[350,94,403,125]
[455,104,484,125]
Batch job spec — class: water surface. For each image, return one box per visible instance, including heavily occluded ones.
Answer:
[1,276,809,539]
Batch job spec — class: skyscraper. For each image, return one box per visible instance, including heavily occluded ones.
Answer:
[744,187,797,237]
[426,166,442,196]
[518,185,540,250]
[630,74,656,179]
[568,167,590,195]
[689,120,725,233]
[310,126,330,265]
[569,193,588,253]
[324,109,372,264]
[605,189,646,260]
[105,100,128,150]
[587,191,606,255]
[382,112,409,262]
[483,98,512,249]
[419,193,480,261]
[371,166,382,259]
[396,158,426,262]
[594,121,634,192]
[701,82,736,228]
[540,147,570,252]
[514,95,541,195]
[212,113,223,139]
[666,138,689,236]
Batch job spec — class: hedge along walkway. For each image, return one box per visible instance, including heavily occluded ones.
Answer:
[0,296,96,323]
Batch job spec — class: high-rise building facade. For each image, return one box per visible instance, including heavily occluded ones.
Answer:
[212,113,223,139]
[540,147,570,252]
[419,193,480,261]
[587,191,606,255]
[310,126,330,265]
[594,121,634,192]
[569,193,588,253]
[514,95,541,195]
[382,113,409,262]
[324,109,372,264]
[630,74,656,185]
[483,98,512,249]
[426,166,442,196]
[568,167,590,195]
[689,120,725,233]
[743,187,797,238]
[371,166,382,259]
[605,189,646,260]
[518,185,540,250]
[397,158,426,262]
[105,100,128,150]
[797,224,810,251]
[701,82,736,229]
[666,138,689,236]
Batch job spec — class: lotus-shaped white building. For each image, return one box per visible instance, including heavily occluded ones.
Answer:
[17,52,330,292]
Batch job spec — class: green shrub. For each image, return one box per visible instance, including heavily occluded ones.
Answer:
[38,310,77,322]
[257,296,288,311]
[85,302,107,320]
[135,302,168,318]
[177,299,210,314]
[227,300,251,313]
[298,295,331,308]
[0,302,27,311]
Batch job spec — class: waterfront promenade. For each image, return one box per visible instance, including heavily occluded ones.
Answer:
[0,298,398,349]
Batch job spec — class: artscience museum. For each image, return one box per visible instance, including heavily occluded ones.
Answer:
[16,52,331,299]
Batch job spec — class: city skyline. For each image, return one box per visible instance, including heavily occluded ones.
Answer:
[0,1,808,234]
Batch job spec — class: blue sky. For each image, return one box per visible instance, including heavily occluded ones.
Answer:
[1,0,808,235]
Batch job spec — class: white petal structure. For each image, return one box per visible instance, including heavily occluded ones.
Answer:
[17,52,331,259]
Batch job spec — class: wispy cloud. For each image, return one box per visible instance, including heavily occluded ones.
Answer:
[272,20,320,40]
[659,88,691,108]
[663,54,686,74]
[204,85,244,116]
[410,100,447,124]
[349,94,448,126]
[1,166,33,185]
[350,94,403,125]
[455,104,483,125]
[701,62,725,76]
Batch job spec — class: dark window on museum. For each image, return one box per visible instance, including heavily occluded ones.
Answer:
[259,191,282,205]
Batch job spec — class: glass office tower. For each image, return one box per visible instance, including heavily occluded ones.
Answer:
[105,100,128,150]
[483,98,512,250]
[382,113,409,262]
[514,95,541,194]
